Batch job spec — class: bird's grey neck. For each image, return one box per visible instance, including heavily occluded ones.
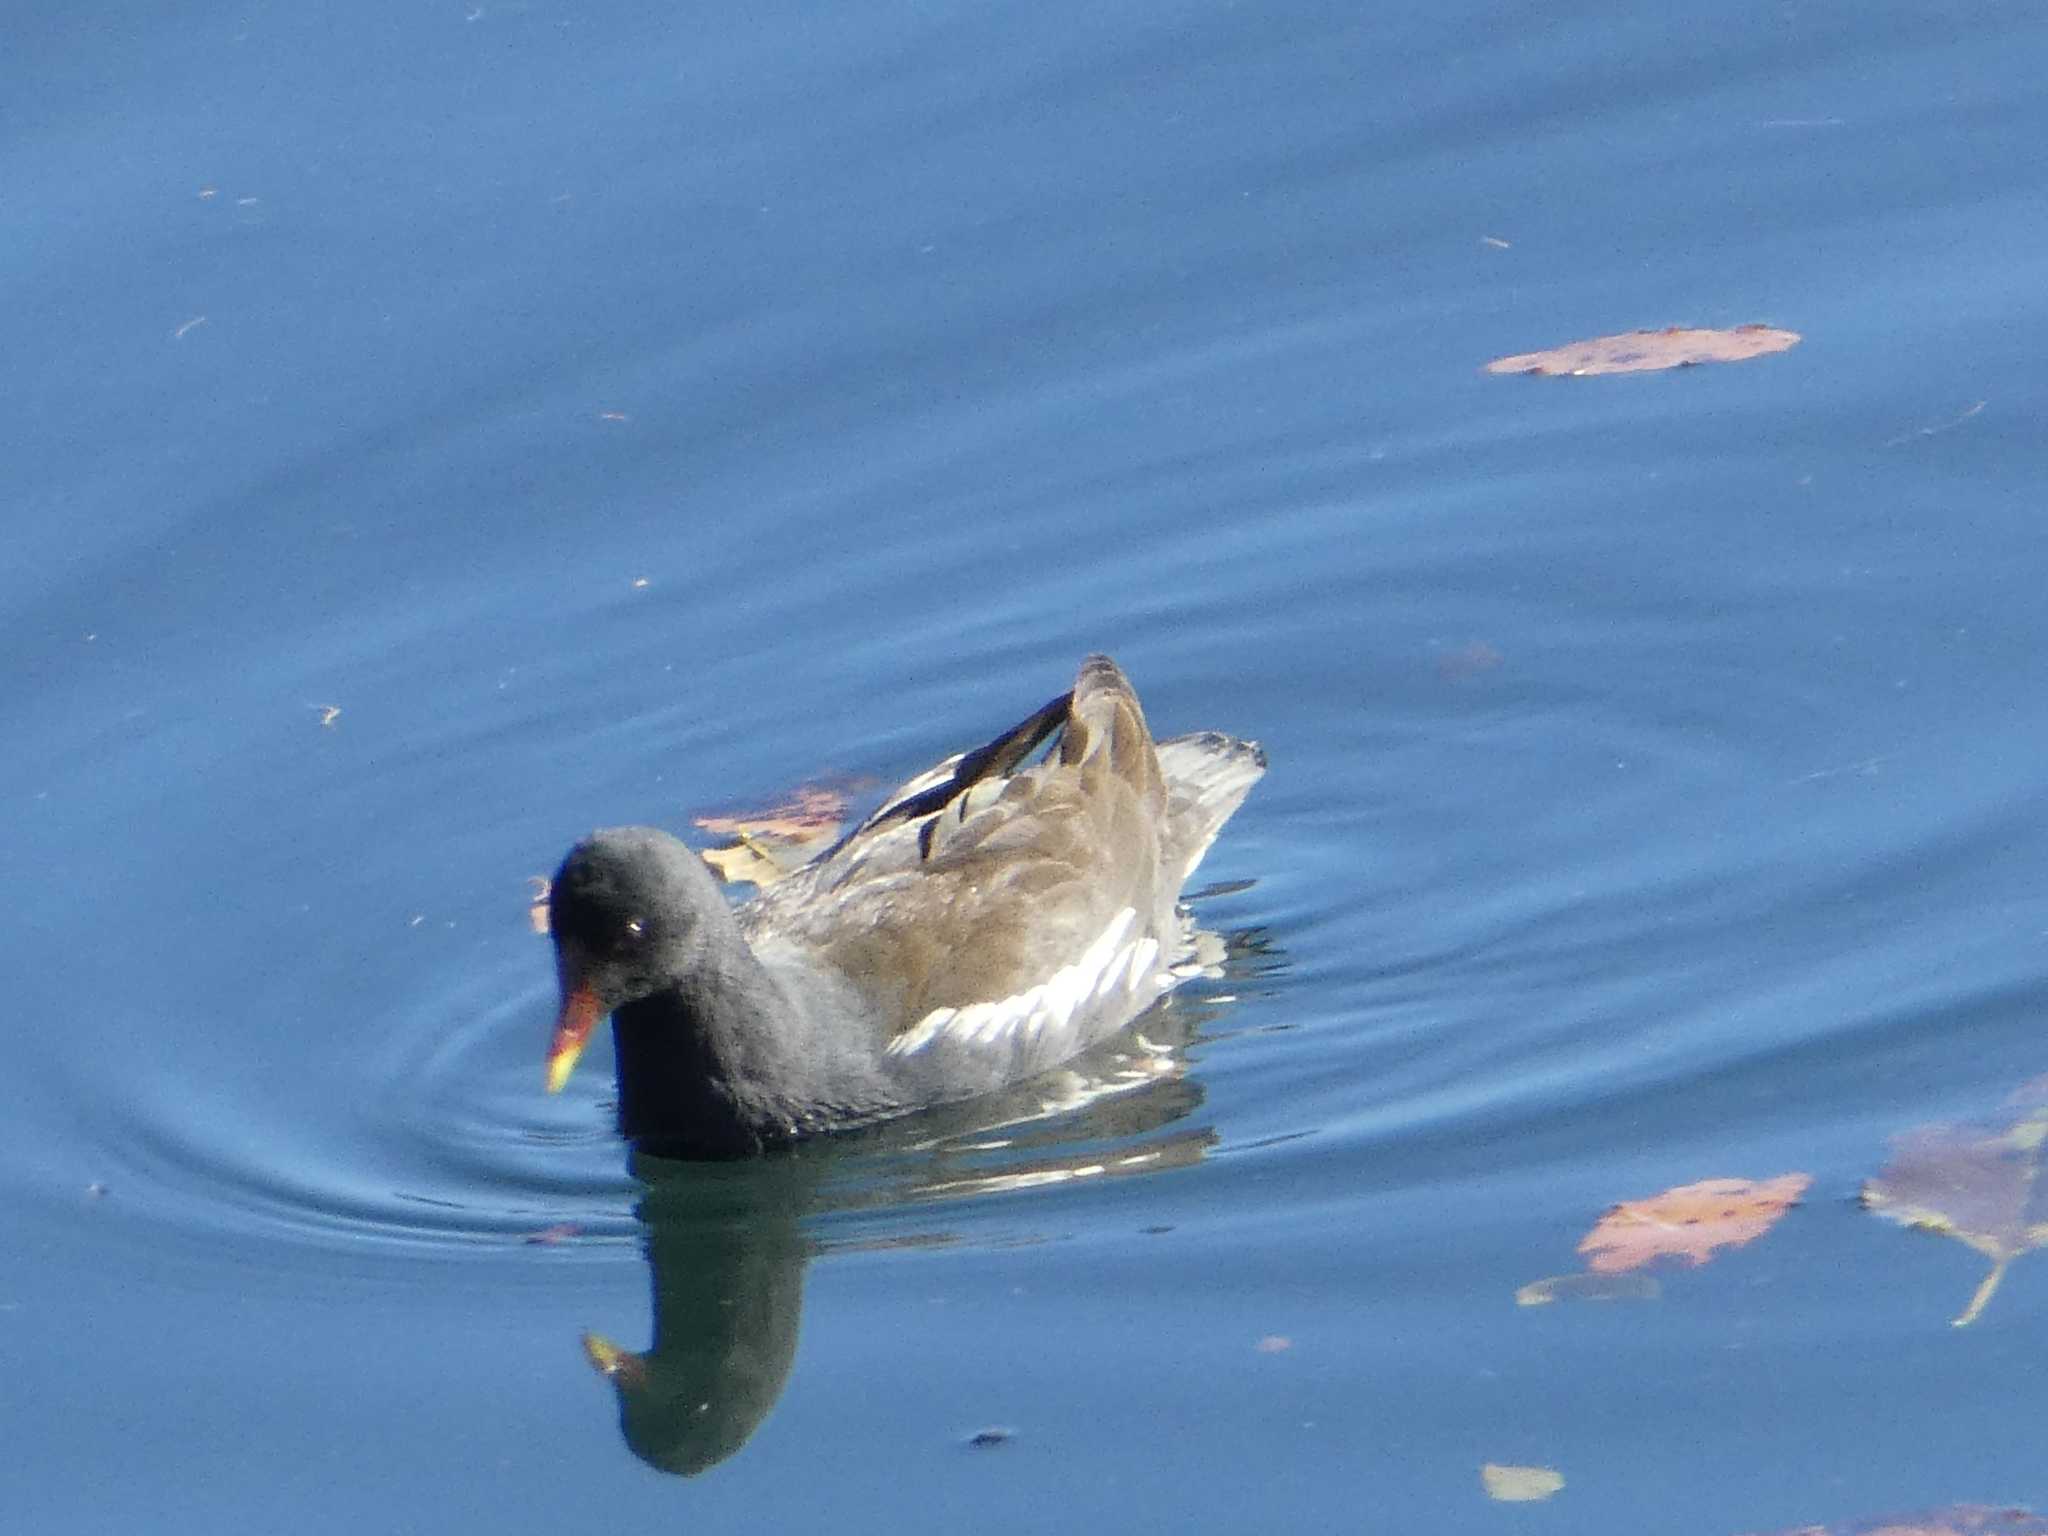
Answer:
[609,937,797,1155]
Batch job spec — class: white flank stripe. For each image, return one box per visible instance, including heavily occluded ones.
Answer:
[887,907,1141,1058]
[1091,942,1129,1002]
[1126,937,1159,992]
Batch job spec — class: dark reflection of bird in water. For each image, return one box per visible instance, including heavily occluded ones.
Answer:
[577,918,1280,1477]
[581,1154,818,1477]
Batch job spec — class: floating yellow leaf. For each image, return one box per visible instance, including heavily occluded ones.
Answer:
[699,837,801,888]
[1485,324,1800,377]
[1481,1463,1564,1503]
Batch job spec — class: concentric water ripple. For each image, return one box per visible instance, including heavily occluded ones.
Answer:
[44,948,643,1266]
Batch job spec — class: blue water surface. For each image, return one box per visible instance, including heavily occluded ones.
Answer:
[7,1,2048,1531]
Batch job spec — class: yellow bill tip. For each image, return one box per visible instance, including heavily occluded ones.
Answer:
[545,984,601,1094]
[544,1042,583,1094]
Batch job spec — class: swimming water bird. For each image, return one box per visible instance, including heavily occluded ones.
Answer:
[545,655,1265,1157]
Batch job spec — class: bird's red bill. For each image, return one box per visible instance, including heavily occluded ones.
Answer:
[546,984,603,1093]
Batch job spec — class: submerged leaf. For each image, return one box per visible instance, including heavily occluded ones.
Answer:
[1578,1174,1811,1275]
[1862,1084,2048,1326]
[1485,324,1800,377]
[1515,1271,1661,1307]
[1738,1503,2048,1536]
[1436,640,1504,682]
[1481,1463,1565,1503]
[522,1221,582,1246]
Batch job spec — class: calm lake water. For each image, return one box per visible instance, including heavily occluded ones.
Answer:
[9,2,2048,1531]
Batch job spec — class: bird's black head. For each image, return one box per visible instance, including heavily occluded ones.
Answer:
[545,826,721,1092]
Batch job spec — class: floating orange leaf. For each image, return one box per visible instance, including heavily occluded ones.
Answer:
[1485,324,1800,377]
[692,782,853,888]
[692,784,850,839]
[1578,1174,1812,1275]
[1861,1079,2048,1326]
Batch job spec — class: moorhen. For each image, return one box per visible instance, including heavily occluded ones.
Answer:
[545,655,1264,1156]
